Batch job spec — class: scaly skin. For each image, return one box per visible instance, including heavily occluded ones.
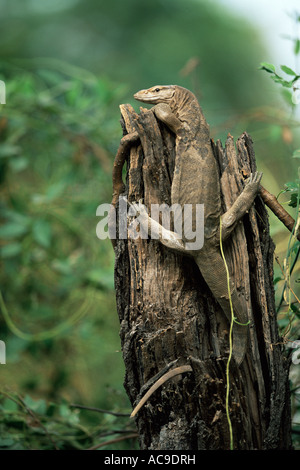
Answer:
[131,85,262,365]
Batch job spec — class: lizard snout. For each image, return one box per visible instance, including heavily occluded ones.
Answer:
[134,89,148,100]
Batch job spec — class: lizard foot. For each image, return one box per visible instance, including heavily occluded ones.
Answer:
[244,171,263,191]
[128,200,151,237]
[128,199,148,218]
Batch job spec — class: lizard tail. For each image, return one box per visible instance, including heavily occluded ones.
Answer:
[130,365,192,418]
[216,292,249,366]
[196,256,249,365]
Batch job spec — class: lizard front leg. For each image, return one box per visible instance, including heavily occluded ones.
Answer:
[152,103,183,134]
[129,201,187,254]
[221,172,263,241]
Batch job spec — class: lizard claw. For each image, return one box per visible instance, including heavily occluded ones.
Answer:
[128,200,148,218]
[126,197,143,209]
[245,171,263,189]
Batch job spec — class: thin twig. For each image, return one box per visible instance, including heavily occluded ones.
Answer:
[259,185,300,242]
[275,256,300,305]
[70,403,130,417]
[15,393,59,450]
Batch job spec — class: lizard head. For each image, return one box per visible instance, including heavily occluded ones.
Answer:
[134,85,175,104]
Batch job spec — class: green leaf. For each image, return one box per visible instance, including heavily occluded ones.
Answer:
[280,65,297,75]
[9,157,28,172]
[284,181,299,191]
[291,241,300,253]
[288,193,299,208]
[52,258,72,275]
[1,209,32,226]
[59,403,79,425]
[270,75,282,83]
[281,88,293,106]
[45,181,66,201]
[0,242,22,258]
[85,268,114,290]
[292,149,300,159]
[259,62,276,73]
[295,39,300,55]
[59,403,70,418]
[1,398,19,412]
[65,80,83,106]
[23,395,47,415]
[0,145,21,158]
[270,75,293,88]
[32,219,52,248]
[291,303,300,313]
[0,222,29,239]
[0,438,16,448]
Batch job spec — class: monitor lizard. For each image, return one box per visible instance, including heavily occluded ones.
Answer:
[112,85,262,415]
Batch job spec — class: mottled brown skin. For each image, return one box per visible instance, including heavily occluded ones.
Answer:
[132,85,262,365]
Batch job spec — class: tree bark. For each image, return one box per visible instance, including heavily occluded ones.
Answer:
[113,104,292,450]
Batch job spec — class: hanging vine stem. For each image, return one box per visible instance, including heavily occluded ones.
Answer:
[275,255,300,339]
[0,289,92,342]
[219,217,234,451]
[276,167,300,337]
[218,216,251,450]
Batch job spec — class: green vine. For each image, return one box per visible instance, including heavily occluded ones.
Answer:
[219,217,234,451]
[0,289,92,342]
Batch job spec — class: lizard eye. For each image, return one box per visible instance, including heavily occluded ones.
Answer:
[155,88,160,92]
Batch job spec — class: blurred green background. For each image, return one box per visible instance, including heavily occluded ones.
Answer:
[0,0,299,450]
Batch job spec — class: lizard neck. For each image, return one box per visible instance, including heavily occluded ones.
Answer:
[170,86,210,140]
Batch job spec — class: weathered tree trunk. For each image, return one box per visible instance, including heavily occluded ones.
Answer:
[113,104,292,450]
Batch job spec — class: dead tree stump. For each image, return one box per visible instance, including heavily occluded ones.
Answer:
[113,104,292,450]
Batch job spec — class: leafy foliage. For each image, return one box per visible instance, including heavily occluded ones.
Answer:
[0,62,128,418]
[260,12,300,449]
[259,62,300,89]
[0,391,137,450]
